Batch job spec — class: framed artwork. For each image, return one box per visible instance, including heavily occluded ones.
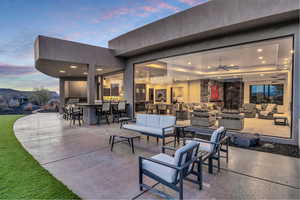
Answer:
[155,89,167,102]
[209,80,223,102]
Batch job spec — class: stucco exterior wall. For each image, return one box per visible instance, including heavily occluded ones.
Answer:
[109,0,299,57]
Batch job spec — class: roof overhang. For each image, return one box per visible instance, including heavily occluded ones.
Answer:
[34,36,125,78]
[108,0,300,57]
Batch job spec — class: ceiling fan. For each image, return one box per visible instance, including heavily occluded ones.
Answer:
[217,64,240,71]
[215,58,240,71]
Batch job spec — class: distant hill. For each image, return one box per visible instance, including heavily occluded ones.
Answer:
[0,88,59,99]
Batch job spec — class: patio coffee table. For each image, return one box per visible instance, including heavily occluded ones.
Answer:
[109,134,140,154]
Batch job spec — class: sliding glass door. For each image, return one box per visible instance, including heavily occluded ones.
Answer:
[134,36,294,138]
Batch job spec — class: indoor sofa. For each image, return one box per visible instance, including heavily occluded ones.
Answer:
[240,103,257,118]
[258,104,277,119]
[191,109,217,127]
[219,113,244,130]
[122,114,176,147]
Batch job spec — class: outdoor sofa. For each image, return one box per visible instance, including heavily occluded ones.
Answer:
[122,114,176,149]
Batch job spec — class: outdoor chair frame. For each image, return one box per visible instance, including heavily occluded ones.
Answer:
[183,128,229,173]
[138,143,200,200]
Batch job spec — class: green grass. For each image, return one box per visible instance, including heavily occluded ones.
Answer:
[0,115,80,199]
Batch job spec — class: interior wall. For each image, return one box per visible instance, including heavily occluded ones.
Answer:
[142,80,201,104]
[65,81,87,98]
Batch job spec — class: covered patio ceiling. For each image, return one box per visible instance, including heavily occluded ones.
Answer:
[36,59,121,78]
[34,36,125,78]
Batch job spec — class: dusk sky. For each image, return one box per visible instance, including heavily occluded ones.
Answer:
[0,0,208,92]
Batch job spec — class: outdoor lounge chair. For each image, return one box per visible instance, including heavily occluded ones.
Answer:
[185,127,228,172]
[138,141,200,200]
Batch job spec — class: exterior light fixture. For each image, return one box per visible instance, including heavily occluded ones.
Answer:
[188,62,192,65]
[290,50,294,54]
[258,56,263,60]
[70,65,78,69]
[262,61,266,64]
[59,70,66,73]
[207,66,211,69]
[83,72,88,75]
[96,68,103,71]
[257,49,263,52]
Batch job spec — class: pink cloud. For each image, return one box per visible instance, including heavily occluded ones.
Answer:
[92,1,180,24]
[0,63,37,76]
[141,6,159,12]
[178,0,208,6]
[157,2,179,12]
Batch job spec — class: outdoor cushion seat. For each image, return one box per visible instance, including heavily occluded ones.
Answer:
[198,142,212,152]
[142,153,175,183]
[142,141,199,184]
[186,126,225,153]
[122,124,173,136]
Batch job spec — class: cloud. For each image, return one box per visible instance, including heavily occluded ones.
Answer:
[178,0,209,6]
[92,0,179,23]
[0,63,37,76]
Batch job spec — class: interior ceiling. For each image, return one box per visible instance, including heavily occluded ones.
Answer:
[135,37,293,83]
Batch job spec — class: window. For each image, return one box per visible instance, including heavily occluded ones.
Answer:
[134,36,293,138]
[250,84,284,105]
[103,72,124,101]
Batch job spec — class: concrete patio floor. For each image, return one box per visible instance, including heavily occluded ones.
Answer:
[14,113,299,199]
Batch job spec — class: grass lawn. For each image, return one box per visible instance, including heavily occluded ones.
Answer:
[0,115,80,199]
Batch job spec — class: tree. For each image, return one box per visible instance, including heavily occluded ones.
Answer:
[29,88,51,106]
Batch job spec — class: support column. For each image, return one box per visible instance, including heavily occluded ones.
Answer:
[124,62,134,118]
[85,63,97,125]
[59,78,65,114]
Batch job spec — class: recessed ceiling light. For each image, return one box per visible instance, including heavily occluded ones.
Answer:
[96,68,103,71]
[257,49,263,52]
[59,70,66,73]
[262,61,266,64]
[188,62,192,65]
[258,56,263,60]
[70,65,77,69]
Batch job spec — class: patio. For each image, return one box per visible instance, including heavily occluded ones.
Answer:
[14,113,299,199]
